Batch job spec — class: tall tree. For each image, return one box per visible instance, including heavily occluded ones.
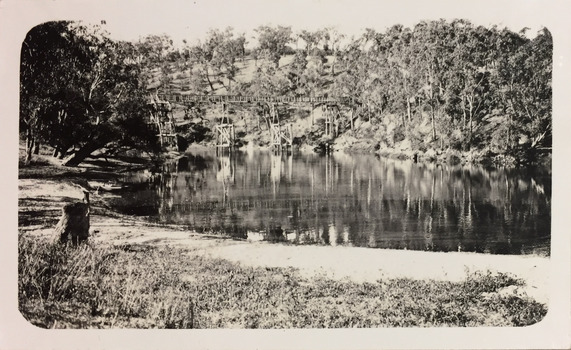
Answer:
[185,27,245,93]
[254,25,293,66]
[505,28,552,149]
[20,21,159,166]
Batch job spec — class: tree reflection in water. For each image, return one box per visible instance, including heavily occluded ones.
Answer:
[114,150,551,255]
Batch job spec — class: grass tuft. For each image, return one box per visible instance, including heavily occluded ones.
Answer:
[18,234,547,328]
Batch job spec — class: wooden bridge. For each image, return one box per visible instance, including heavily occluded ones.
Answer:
[156,94,350,105]
[152,93,359,150]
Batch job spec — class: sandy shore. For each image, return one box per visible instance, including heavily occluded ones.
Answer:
[18,178,550,305]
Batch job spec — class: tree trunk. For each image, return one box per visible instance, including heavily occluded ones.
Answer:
[25,128,34,165]
[468,99,473,150]
[54,201,89,245]
[430,105,436,141]
[205,70,215,92]
[461,95,467,128]
[406,97,411,123]
[311,103,314,126]
[350,108,354,131]
[62,141,103,167]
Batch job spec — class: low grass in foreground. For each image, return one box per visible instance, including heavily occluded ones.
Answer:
[18,234,547,328]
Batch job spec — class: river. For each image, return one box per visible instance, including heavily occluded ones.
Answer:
[106,149,551,256]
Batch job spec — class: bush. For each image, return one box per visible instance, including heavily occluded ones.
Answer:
[176,135,189,152]
[177,123,212,144]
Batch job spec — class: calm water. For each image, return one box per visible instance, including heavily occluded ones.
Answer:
[108,149,551,255]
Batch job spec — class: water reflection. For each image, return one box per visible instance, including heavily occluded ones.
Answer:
[110,150,551,255]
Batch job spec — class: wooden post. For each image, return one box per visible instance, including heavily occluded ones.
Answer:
[256,106,260,130]
[311,103,314,125]
[231,124,235,146]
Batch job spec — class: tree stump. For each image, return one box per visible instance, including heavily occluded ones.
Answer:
[54,202,90,245]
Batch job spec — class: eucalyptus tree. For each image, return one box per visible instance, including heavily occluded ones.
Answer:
[20,21,84,163]
[385,25,419,126]
[360,29,394,122]
[20,21,159,166]
[485,27,534,152]
[248,49,290,97]
[286,51,309,96]
[185,27,245,93]
[297,30,320,56]
[409,20,460,145]
[135,34,175,93]
[253,25,293,66]
[330,36,366,104]
[249,25,296,98]
[443,22,491,149]
[501,28,552,150]
[327,27,346,74]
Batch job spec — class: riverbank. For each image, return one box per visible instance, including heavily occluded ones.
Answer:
[328,133,552,167]
[19,231,548,329]
[17,158,551,328]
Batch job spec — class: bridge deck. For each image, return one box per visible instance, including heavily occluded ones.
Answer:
[157,94,349,104]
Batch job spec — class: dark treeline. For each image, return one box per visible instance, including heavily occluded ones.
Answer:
[20,20,552,166]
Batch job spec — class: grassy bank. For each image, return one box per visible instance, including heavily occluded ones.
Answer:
[19,234,547,329]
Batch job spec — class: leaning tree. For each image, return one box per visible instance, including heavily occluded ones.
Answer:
[20,21,160,166]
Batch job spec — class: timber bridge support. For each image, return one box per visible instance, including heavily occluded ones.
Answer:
[149,99,178,149]
[264,103,293,151]
[215,103,235,148]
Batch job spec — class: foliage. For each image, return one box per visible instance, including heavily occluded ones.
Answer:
[19,235,547,328]
[20,21,159,166]
[326,21,551,158]
[20,20,552,165]
[254,25,293,65]
[248,58,290,97]
[182,27,246,93]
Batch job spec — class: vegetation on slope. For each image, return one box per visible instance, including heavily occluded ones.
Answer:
[150,22,552,165]
[20,20,551,167]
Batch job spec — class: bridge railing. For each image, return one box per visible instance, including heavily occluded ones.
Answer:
[156,94,351,104]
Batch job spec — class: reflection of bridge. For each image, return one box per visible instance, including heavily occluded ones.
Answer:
[155,93,354,149]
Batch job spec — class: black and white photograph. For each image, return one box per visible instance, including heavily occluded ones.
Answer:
[1,0,569,349]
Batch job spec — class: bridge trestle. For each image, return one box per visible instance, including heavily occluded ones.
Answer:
[323,104,342,137]
[149,100,178,149]
[215,103,235,147]
[268,103,293,151]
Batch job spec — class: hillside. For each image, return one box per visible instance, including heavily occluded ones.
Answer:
[20,21,551,168]
[150,55,386,151]
[153,54,355,152]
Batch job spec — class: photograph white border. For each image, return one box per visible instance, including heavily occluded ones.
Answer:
[1,1,569,349]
